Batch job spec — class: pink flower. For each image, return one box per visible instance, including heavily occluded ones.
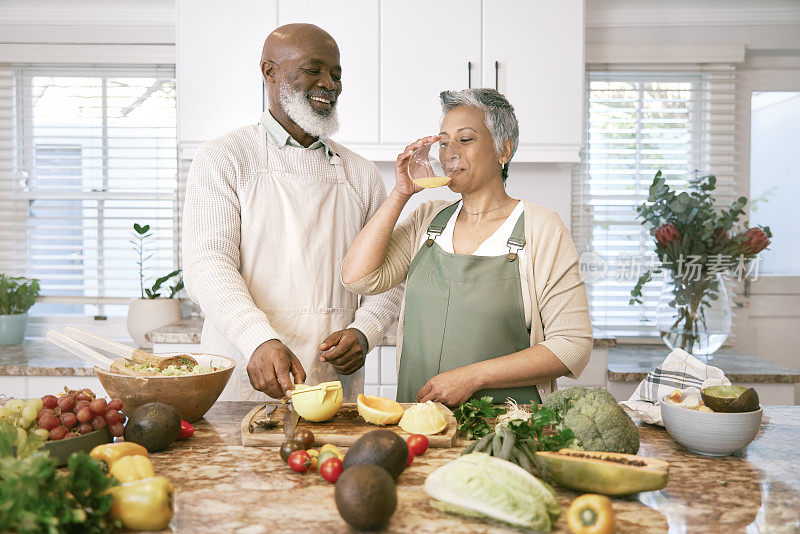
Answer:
[655,223,680,246]
[743,227,770,254]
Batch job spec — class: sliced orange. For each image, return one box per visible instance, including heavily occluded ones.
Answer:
[357,394,404,425]
[412,176,452,188]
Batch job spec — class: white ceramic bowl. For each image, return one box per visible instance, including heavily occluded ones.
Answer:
[661,400,763,456]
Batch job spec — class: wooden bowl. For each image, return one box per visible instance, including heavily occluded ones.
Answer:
[95,352,235,422]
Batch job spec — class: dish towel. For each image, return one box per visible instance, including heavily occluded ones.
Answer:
[620,348,731,426]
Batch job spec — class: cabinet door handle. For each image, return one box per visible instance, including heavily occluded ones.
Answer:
[467,61,472,88]
[494,61,499,91]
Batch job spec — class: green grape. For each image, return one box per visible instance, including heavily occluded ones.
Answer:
[18,416,30,429]
[33,428,50,440]
[6,399,24,414]
[26,398,44,412]
[21,404,38,424]
[0,406,10,421]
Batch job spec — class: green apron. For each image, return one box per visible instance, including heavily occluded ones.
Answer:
[397,202,541,405]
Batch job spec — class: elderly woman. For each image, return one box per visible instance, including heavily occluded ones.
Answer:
[341,89,592,407]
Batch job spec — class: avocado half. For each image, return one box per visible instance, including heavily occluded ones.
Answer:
[701,386,760,413]
[533,449,669,496]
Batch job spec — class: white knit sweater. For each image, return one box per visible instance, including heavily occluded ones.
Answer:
[182,122,403,359]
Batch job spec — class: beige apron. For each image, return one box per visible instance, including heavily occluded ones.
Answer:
[201,124,366,401]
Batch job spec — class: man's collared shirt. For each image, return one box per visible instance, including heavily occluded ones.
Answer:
[261,110,335,157]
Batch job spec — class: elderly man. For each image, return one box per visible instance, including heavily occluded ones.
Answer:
[183,23,402,401]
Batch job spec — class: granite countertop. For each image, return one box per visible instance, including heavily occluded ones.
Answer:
[148,402,800,533]
[608,344,800,384]
[0,339,97,376]
[146,317,618,348]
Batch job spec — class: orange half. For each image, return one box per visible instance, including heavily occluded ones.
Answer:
[357,394,404,425]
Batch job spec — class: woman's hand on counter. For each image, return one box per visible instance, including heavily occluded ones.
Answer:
[416,366,479,408]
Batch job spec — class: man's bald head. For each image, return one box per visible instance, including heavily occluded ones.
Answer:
[260,23,343,144]
[261,23,338,67]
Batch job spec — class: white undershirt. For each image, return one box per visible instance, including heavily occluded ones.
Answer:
[419,200,532,328]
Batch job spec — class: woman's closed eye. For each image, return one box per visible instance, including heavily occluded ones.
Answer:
[459,137,474,143]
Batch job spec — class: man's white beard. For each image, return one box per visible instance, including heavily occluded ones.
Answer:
[279,83,340,139]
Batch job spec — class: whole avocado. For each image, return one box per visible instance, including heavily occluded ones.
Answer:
[124,402,181,452]
[342,429,408,480]
[335,463,397,530]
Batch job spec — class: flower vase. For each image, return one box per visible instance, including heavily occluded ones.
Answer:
[656,273,732,361]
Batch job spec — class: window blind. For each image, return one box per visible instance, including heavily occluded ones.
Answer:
[572,65,738,338]
[0,64,179,320]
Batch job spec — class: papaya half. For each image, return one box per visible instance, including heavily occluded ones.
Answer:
[533,449,669,496]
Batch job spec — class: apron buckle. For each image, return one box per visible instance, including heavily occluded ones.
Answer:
[507,252,517,262]
[426,238,435,247]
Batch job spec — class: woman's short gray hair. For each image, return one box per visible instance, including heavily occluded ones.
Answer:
[439,88,519,181]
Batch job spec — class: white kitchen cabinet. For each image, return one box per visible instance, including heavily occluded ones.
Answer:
[278,0,380,144]
[483,0,584,162]
[379,0,482,144]
[176,0,277,146]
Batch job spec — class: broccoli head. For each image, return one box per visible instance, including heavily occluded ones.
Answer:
[544,386,639,454]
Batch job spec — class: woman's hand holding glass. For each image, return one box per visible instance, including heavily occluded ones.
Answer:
[393,135,440,198]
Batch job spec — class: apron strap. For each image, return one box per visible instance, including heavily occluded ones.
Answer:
[425,201,461,245]
[506,213,526,262]
[329,152,346,181]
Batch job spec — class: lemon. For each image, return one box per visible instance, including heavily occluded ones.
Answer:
[357,394,404,425]
[398,401,448,435]
[291,381,343,422]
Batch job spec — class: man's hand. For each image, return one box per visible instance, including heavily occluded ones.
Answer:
[247,339,306,399]
[319,328,368,376]
[416,366,479,408]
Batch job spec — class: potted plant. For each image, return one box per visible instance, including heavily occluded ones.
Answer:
[127,223,184,348]
[0,275,40,346]
[630,171,771,359]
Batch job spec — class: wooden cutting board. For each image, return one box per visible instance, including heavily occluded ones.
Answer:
[240,402,458,448]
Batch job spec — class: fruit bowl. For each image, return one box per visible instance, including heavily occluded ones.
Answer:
[661,400,763,456]
[44,427,113,467]
[95,352,235,422]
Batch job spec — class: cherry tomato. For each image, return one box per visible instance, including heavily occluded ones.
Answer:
[178,420,195,439]
[320,457,343,483]
[292,428,315,449]
[287,450,311,473]
[407,434,429,456]
[407,449,414,467]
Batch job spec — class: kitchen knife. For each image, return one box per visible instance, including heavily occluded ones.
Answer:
[283,401,300,438]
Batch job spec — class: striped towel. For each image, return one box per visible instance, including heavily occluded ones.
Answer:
[620,348,731,426]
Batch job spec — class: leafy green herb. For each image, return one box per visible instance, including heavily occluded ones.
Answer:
[454,397,506,440]
[0,422,119,533]
[505,405,574,452]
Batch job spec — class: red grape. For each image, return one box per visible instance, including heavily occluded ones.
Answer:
[76,407,93,423]
[37,408,55,421]
[41,395,58,409]
[91,415,107,431]
[76,422,93,435]
[60,412,78,427]
[76,392,91,402]
[107,398,123,411]
[81,388,95,399]
[104,410,123,424]
[57,394,76,412]
[75,400,91,412]
[49,425,68,441]
[63,432,77,439]
[109,422,125,437]
[38,413,59,430]
[89,398,107,415]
